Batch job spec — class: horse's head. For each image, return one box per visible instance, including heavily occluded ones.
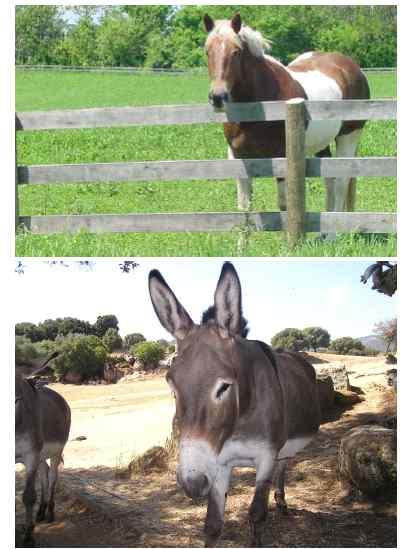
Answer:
[203,13,271,109]
[149,262,246,499]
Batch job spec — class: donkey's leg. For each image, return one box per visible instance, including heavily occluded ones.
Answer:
[35,461,49,522]
[273,458,288,514]
[345,178,357,211]
[333,130,362,212]
[228,147,252,210]
[46,454,61,523]
[249,453,277,547]
[276,178,287,211]
[204,466,232,548]
[22,454,40,545]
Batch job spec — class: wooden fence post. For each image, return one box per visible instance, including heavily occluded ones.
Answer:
[286,98,306,246]
[15,115,21,232]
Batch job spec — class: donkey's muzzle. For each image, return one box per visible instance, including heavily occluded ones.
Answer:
[182,473,210,499]
[209,92,229,110]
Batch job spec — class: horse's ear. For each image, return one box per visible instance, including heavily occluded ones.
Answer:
[231,13,242,34]
[204,14,215,33]
[214,262,243,339]
[149,270,194,340]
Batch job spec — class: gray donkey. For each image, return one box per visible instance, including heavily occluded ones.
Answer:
[149,262,321,547]
[15,352,71,546]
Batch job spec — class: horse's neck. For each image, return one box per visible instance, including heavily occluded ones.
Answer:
[232,53,298,102]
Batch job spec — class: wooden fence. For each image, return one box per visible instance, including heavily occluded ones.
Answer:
[15,98,397,243]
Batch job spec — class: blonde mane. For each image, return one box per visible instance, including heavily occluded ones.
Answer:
[205,20,271,58]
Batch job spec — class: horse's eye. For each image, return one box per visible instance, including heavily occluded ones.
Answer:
[216,382,232,400]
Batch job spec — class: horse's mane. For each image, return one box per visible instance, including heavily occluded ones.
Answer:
[201,305,250,338]
[205,20,271,59]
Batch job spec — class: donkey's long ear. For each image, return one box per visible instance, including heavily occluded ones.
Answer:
[149,270,194,340]
[231,13,242,34]
[214,262,243,338]
[204,14,215,33]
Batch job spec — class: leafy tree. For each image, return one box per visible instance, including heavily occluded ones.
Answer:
[271,328,308,351]
[15,322,44,343]
[93,315,119,337]
[52,335,107,380]
[132,341,165,371]
[373,319,397,352]
[15,5,65,64]
[302,327,331,352]
[56,13,99,66]
[329,337,366,355]
[102,327,123,352]
[124,333,146,349]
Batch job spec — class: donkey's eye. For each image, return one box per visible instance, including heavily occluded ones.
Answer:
[216,382,232,400]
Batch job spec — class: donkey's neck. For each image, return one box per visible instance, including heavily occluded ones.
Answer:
[231,51,301,102]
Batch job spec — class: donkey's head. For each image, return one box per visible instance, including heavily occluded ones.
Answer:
[204,13,271,109]
[149,262,245,499]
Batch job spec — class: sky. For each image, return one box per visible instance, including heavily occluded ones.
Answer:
[14,259,396,343]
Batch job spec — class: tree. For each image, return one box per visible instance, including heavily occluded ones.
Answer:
[52,335,107,380]
[373,319,397,352]
[15,5,65,64]
[93,315,119,337]
[124,333,146,349]
[271,328,308,351]
[15,336,39,365]
[131,341,165,371]
[302,327,331,352]
[102,327,123,352]
[329,337,365,355]
[15,322,44,343]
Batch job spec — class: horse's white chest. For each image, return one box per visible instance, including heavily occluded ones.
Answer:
[289,69,343,155]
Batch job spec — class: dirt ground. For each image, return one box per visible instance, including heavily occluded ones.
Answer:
[15,354,397,548]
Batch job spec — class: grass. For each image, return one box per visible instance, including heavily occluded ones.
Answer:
[15,69,397,257]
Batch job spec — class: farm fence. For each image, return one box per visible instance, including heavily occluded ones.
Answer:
[15,98,397,244]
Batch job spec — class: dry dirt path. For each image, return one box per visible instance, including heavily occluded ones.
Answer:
[16,359,396,547]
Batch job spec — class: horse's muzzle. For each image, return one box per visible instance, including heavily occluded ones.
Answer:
[209,92,229,110]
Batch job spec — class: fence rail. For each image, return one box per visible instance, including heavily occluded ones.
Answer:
[16,64,397,74]
[15,98,397,243]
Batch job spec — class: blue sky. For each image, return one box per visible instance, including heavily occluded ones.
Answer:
[14,259,396,343]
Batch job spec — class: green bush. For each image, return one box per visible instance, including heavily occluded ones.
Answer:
[131,341,165,371]
[124,333,146,349]
[15,335,39,365]
[102,327,123,352]
[52,334,107,380]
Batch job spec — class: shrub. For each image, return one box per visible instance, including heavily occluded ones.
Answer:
[124,333,146,349]
[132,341,165,371]
[102,327,123,352]
[52,335,107,380]
[15,335,39,365]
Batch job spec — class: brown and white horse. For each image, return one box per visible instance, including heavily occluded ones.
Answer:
[149,262,321,547]
[204,13,370,216]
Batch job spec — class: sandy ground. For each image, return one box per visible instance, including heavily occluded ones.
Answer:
[15,354,397,547]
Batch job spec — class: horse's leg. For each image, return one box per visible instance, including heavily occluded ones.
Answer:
[333,129,362,212]
[228,147,252,210]
[273,458,288,514]
[35,461,49,522]
[249,453,277,547]
[22,454,40,546]
[204,466,232,548]
[276,178,287,211]
[45,454,61,523]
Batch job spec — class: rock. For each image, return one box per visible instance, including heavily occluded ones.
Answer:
[317,376,335,414]
[385,369,397,392]
[334,390,365,406]
[314,362,350,391]
[128,446,169,477]
[73,435,87,442]
[337,425,396,502]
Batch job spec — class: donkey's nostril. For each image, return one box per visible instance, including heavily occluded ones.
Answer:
[185,473,210,499]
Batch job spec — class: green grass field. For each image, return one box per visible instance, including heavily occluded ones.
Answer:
[15,70,397,257]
